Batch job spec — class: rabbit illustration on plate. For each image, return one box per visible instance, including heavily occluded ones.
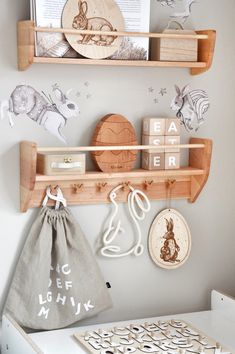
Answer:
[171,84,210,132]
[72,0,117,46]
[0,85,80,143]
[160,218,180,263]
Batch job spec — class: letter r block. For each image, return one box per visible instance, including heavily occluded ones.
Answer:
[165,153,180,170]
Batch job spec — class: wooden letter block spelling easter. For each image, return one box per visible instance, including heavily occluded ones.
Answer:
[165,153,180,169]
[165,135,180,152]
[142,135,165,153]
[142,152,165,170]
[143,118,166,136]
[165,118,180,136]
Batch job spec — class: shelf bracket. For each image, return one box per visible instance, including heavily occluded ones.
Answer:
[191,30,216,75]
[17,21,35,71]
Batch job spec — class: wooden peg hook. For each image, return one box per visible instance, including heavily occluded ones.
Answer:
[73,183,84,194]
[166,179,176,190]
[121,181,131,191]
[97,182,108,192]
[143,180,154,191]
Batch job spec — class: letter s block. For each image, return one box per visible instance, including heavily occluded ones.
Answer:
[142,118,166,136]
[142,134,165,153]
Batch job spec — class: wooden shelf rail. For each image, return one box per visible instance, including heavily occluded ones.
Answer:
[20,138,213,212]
[17,21,216,75]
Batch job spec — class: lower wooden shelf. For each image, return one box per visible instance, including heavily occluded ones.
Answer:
[20,138,212,212]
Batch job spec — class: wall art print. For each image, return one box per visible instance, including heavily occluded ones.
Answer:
[157,0,198,24]
[171,84,210,132]
[148,209,191,270]
[0,84,80,143]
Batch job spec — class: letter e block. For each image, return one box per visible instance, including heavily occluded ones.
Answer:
[142,134,165,153]
[142,118,166,136]
[165,153,180,170]
[142,152,165,170]
[165,136,180,153]
[165,118,180,136]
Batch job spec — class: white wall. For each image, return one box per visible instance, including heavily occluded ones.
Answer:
[0,0,235,328]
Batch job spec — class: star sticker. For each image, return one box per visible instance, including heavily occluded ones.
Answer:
[159,88,167,96]
[86,94,92,99]
[153,98,159,104]
[76,91,81,97]
[52,83,59,90]
[148,87,154,93]
[84,81,90,87]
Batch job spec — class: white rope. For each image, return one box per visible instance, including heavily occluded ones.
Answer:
[101,184,151,258]
[42,186,67,210]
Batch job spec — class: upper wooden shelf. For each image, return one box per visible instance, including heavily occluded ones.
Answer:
[17,21,216,75]
[20,138,213,212]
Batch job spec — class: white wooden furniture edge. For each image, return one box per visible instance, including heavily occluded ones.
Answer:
[1,290,235,354]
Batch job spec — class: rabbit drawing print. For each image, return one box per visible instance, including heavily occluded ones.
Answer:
[72,1,117,46]
[0,85,80,143]
[171,84,210,131]
[160,218,180,263]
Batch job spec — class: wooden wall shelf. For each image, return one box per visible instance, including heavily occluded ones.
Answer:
[17,21,216,75]
[20,138,212,212]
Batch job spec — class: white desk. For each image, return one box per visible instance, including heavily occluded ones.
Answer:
[2,290,235,354]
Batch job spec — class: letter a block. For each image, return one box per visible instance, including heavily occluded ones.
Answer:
[165,153,180,169]
[165,118,180,136]
[142,152,165,170]
[143,118,165,136]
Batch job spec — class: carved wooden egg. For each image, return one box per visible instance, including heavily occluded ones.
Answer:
[91,114,138,172]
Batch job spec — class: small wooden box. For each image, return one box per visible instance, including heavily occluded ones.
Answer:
[165,152,180,170]
[142,118,166,136]
[142,152,165,170]
[37,153,86,175]
[151,27,198,62]
[142,135,165,153]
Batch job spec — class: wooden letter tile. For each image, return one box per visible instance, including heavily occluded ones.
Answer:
[165,136,180,153]
[142,152,165,170]
[142,135,165,153]
[165,118,180,136]
[142,118,166,136]
[165,153,180,169]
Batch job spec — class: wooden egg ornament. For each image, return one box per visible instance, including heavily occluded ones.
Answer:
[91,114,138,173]
[62,0,125,59]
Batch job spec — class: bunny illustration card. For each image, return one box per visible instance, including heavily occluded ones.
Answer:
[148,209,191,269]
[62,0,125,59]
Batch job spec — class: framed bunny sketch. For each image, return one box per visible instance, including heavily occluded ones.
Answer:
[148,209,191,270]
[62,0,125,59]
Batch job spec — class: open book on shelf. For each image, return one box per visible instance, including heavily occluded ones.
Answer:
[30,0,150,59]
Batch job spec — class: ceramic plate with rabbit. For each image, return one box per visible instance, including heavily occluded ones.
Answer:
[148,209,191,269]
[62,0,125,59]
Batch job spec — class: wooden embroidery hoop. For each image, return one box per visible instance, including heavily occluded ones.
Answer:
[62,0,125,59]
[148,180,192,270]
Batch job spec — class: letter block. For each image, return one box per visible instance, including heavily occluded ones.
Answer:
[142,134,165,153]
[142,118,166,136]
[165,135,180,152]
[142,152,165,170]
[165,153,180,169]
[165,118,180,135]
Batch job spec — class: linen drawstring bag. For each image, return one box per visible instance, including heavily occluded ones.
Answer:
[4,187,112,330]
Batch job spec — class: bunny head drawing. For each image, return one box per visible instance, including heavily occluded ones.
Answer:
[0,85,80,144]
[160,217,180,263]
[171,84,210,132]
[72,0,117,46]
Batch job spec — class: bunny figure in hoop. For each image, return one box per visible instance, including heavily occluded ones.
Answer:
[72,0,117,46]
[160,218,180,263]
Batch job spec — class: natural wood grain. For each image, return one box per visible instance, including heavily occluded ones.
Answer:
[91,114,138,172]
[191,30,216,75]
[37,144,205,153]
[20,139,212,212]
[20,141,37,212]
[32,56,207,68]
[189,137,213,202]
[35,26,209,39]
[17,21,35,71]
